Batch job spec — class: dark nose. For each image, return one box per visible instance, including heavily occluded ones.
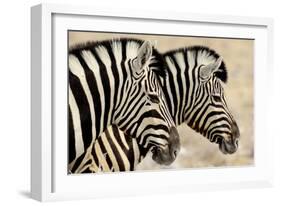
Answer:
[169,126,180,159]
[152,126,181,165]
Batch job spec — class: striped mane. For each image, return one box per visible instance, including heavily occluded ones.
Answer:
[69,38,167,78]
[164,46,228,83]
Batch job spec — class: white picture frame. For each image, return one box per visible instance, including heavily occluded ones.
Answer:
[31,3,274,202]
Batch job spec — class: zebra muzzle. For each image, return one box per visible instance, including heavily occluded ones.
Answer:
[219,138,238,154]
[152,126,180,165]
[217,121,240,154]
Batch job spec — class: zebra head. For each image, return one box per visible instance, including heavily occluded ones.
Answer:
[115,40,180,165]
[180,47,240,154]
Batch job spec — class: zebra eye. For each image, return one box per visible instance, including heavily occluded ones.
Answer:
[148,93,160,104]
[213,95,221,102]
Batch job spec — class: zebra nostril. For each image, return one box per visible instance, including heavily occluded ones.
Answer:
[173,150,177,158]
[234,138,239,147]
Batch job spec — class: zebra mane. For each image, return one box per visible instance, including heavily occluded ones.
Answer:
[69,38,167,78]
[69,38,142,53]
[150,47,168,78]
[163,46,228,83]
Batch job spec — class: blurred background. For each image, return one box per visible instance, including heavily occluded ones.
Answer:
[69,31,254,170]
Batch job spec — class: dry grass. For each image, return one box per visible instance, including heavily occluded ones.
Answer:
[69,31,254,170]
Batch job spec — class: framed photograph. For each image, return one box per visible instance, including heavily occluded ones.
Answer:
[31,3,274,201]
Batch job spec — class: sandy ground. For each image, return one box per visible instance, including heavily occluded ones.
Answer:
[69,31,254,170]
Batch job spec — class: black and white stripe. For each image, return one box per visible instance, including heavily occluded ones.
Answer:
[79,46,241,172]
[68,39,180,173]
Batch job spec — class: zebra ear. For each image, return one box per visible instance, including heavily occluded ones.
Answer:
[133,41,153,74]
[199,57,223,79]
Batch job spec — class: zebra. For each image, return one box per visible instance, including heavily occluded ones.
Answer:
[68,38,180,173]
[75,45,240,173]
